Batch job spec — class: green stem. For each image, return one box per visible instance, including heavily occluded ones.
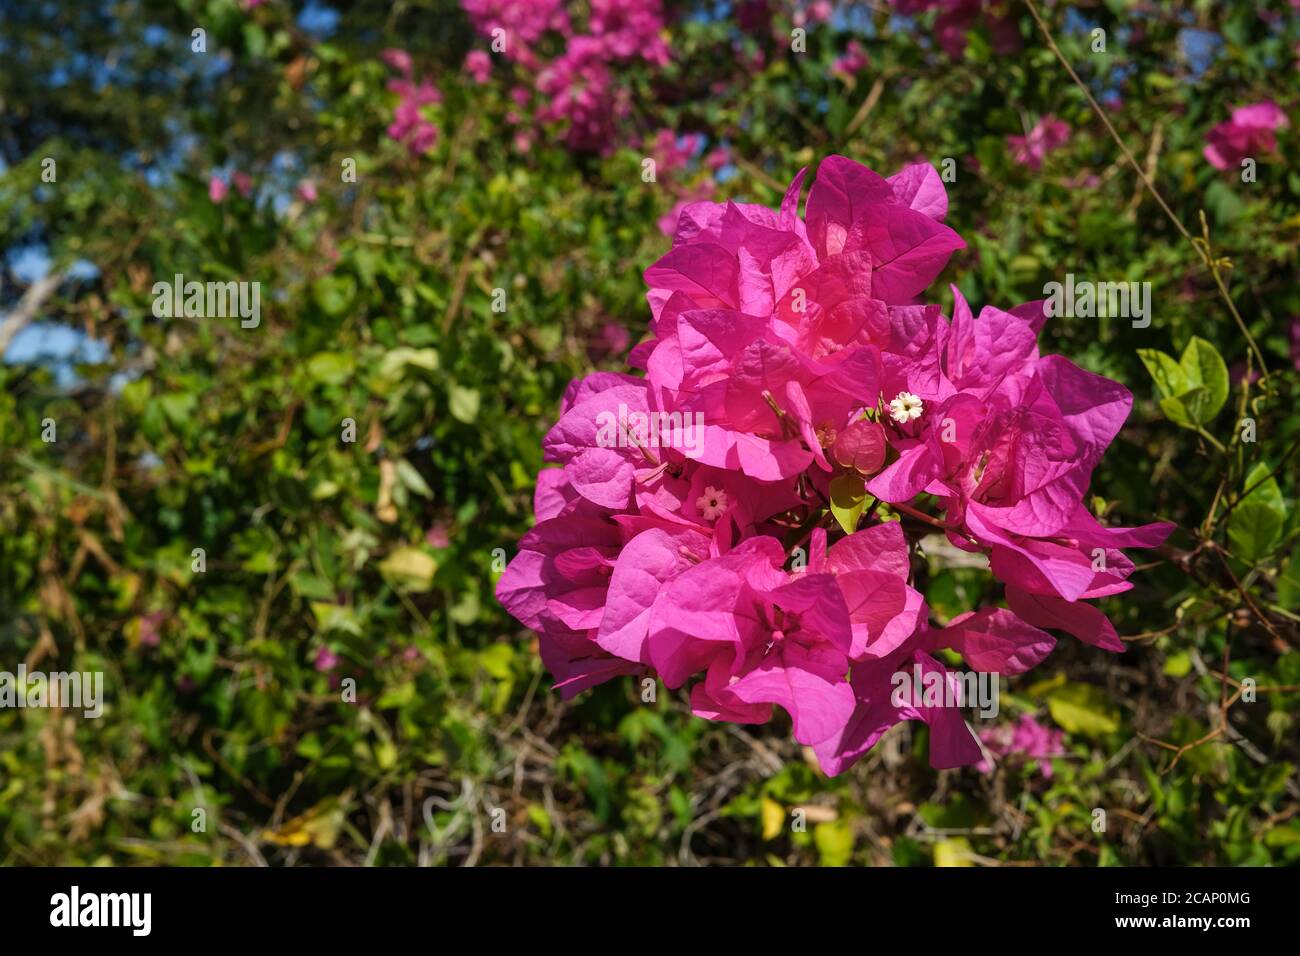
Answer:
[1196,427,1227,454]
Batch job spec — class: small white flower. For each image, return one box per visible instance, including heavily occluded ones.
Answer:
[888,391,924,424]
[696,486,729,521]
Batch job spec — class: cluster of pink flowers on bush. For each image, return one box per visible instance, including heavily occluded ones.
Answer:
[498,155,1172,775]
[460,0,672,151]
[1007,115,1071,171]
[382,49,442,156]
[1203,101,1289,171]
[976,713,1064,777]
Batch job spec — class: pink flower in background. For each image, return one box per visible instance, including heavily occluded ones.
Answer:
[1203,101,1289,170]
[380,48,413,75]
[499,154,1169,775]
[465,49,493,84]
[976,714,1066,776]
[704,146,730,171]
[383,52,442,156]
[593,322,631,358]
[208,175,228,203]
[589,0,672,66]
[297,179,318,203]
[425,524,451,548]
[1007,115,1071,170]
[807,1,835,24]
[232,171,253,198]
[536,40,622,151]
[461,0,672,151]
[647,129,703,175]
[314,647,340,672]
[138,611,167,648]
[461,0,571,57]
[831,40,869,80]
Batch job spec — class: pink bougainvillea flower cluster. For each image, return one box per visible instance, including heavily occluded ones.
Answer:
[382,48,442,156]
[498,154,1173,775]
[1007,115,1071,170]
[831,40,869,81]
[464,50,493,85]
[1203,101,1289,171]
[459,0,672,151]
[976,713,1065,777]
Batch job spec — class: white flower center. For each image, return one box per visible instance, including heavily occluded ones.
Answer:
[888,391,924,424]
[696,486,729,521]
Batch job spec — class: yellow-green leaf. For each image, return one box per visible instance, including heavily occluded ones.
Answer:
[934,837,974,867]
[761,797,784,841]
[377,547,438,592]
[1046,682,1119,737]
[829,474,869,535]
[813,819,855,866]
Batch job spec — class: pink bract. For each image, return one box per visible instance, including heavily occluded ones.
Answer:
[1204,100,1289,170]
[1007,116,1071,170]
[498,154,1172,775]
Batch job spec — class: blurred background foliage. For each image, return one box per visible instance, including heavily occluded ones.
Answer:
[0,0,1297,866]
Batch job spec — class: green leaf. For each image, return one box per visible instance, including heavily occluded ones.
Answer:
[1177,336,1228,424]
[377,547,438,592]
[1046,683,1119,737]
[395,459,433,499]
[813,819,854,867]
[242,23,268,59]
[1240,462,1285,515]
[1204,179,1244,226]
[309,602,361,636]
[376,347,440,387]
[829,475,869,535]
[761,798,784,841]
[1157,389,1205,429]
[313,274,356,317]
[306,351,355,386]
[1138,348,1188,400]
[1142,339,1227,428]
[448,384,481,424]
[933,837,974,867]
[1163,651,1192,678]
[158,392,198,427]
[1277,548,1300,611]
[1227,501,1282,563]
